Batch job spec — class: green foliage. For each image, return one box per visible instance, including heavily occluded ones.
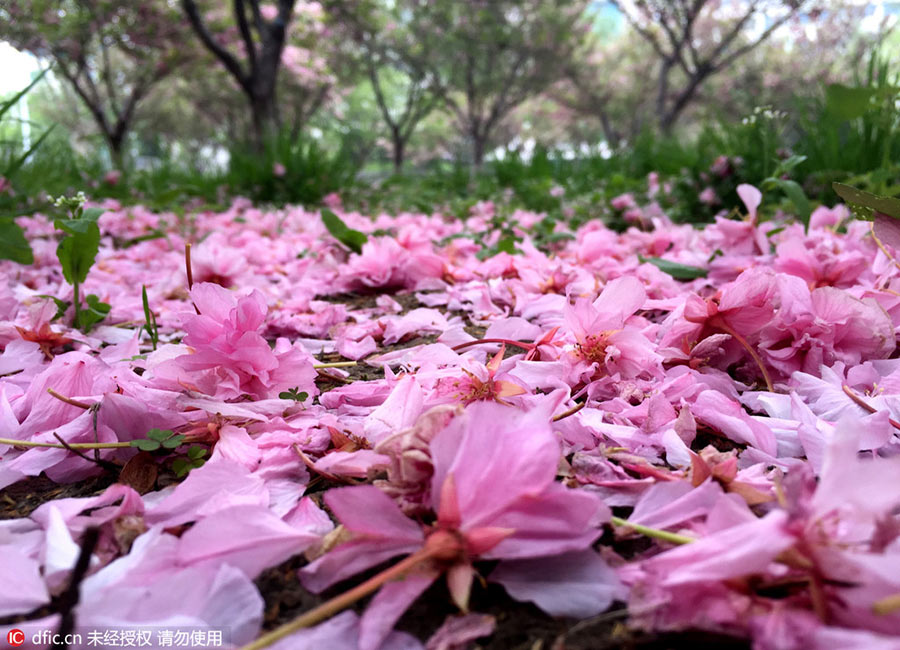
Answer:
[130,428,185,452]
[638,255,708,280]
[321,209,367,254]
[142,286,159,350]
[279,388,309,402]
[832,182,900,221]
[53,198,109,332]
[226,129,363,206]
[0,67,53,265]
[0,219,33,264]
[172,446,207,477]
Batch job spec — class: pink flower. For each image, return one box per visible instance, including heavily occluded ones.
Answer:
[103,170,122,186]
[698,187,718,205]
[301,403,617,650]
[565,277,661,379]
[758,277,895,377]
[272,162,286,177]
[611,193,637,211]
[322,192,342,209]
[153,283,317,400]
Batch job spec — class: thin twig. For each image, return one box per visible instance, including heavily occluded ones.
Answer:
[241,546,439,650]
[841,384,900,431]
[47,388,94,409]
[185,242,195,289]
[552,401,586,422]
[609,516,695,545]
[713,321,774,393]
[53,527,100,650]
[452,338,533,353]
[0,437,131,450]
[52,433,120,472]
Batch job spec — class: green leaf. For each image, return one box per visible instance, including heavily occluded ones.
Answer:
[187,446,207,460]
[825,83,876,120]
[321,209,367,254]
[146,428,172,441]
[773,179,811,221]
[73,294,110,332]
[279,388,309,402]
[638,255,708,280]
[56,222,100,286]
[162,434,185,449]
[4,125,55,178]
[772,155,807,177]
[172,458,189,477]
[81,207,106,222]
[495,236,517,255]
[0,219,34,264]
[131,439,161,451]
[833,182,900,221]
[0,67,49,123]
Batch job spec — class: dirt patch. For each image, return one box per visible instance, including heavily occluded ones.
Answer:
[0,473,116,520]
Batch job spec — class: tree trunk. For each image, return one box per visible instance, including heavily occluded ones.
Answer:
[250,91,279,149]
[659,69,709,134]
[392,131,405,172]
[105,131,126,170]
[472,131,486,169]
[597,108,620,151]
[655,58,673,132]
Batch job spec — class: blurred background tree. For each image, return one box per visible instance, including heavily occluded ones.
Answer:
[0,0,191,167]
[0,0,896,210]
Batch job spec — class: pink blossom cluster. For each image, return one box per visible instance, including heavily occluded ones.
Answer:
[1,186,899,648]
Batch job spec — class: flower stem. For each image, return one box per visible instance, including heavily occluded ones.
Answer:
[312,361,357,369]
[72,280,81,329]
[452,338,533,353]
[609,516,694,545]
[240,546,438,650]
[47,388,95,409]
[870,224,900,273]
[552,401,585,422]
[874,593,900,615]
[0,437,131,450]
[185,242,195,290]
[841,385,900,431]
[712,320,774,392]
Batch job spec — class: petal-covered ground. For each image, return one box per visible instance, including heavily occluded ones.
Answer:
[2,190,900,649]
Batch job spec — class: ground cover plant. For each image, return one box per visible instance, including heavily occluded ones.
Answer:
[1,179,900,649]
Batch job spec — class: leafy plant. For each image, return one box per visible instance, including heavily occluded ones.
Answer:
[130,428,185,452]
[761,155,812,225]
[638,255,708,280]
[172,446,207,477]
[279,387,309,402]
[52,194,110,331]
[833,182,900,220]
[0,67,53,265]
[322,209,367,254]
[142,285,159,350]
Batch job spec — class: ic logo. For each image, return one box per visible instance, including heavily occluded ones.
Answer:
[6,629,24,647]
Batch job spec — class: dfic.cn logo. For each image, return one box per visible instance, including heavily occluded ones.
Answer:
[6,629,25,647]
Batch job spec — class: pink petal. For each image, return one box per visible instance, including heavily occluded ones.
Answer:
[0,547,50,616]
[737,184,762,221]
[490,550,625,618]
[325,485,424,542]
[359,569,439,650]
[177,504,324,578]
